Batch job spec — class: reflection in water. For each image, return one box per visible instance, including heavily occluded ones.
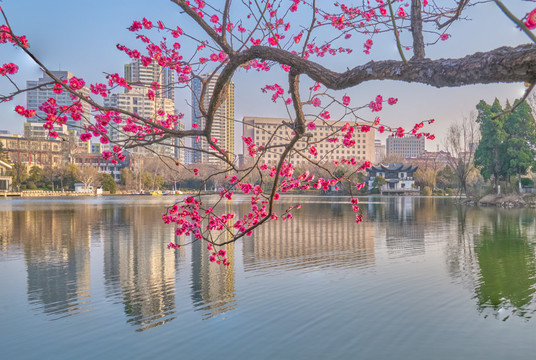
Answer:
[4,205,93,319]
[190,202,236,319]
[473,212,536,320]
[190,239,236,319]
[2,196,536,331]
[384,197,425,258]
[448,206,536,321]
[242,201,376,271]
[102,205,180,331]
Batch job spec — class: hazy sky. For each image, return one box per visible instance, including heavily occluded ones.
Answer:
[0,0,535,151]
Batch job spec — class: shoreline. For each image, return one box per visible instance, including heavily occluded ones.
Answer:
[463,193,536,208]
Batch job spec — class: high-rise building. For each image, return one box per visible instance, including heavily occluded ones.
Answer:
[125,58,175,100]
[242,116,375,166]
[104,85,181,159]
[26,71,91,132]
[105,59,184,161]
[191,73,235,164]
[386,136,425,159]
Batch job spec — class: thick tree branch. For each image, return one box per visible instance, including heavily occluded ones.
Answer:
[411,0,425,60]
[233,44,536,89]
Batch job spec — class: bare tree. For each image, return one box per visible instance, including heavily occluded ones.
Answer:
[444,113,480,196]
[78,166,99,189]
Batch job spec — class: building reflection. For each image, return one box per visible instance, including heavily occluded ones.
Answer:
[0,203,93,319]
[190,202,236,319]
[103,205,180,331]
[368,197,425,258]
[242,201,376,271]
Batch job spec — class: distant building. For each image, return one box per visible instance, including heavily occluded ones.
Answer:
[103,85,181,159]
[386,136,425,159]
[0,159,12,191]
[366,163,419,194]
[375,139,385,163]
[409,150,450,171]
[125,58,175,100]
[26,71,91,134]
[24,122,69,140]
[73,152,130,182]
[103,59,184,162]
[242,116,375,166]
[91,142,103,154]
[0,134,64,166]
[191,73,234,164]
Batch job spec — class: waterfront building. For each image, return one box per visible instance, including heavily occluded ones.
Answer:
[0,134,64,166]
[365,163,419,194]
[409,150,450,171]
[386,136,425,159]
[0,159,12,191]
[242,116,375,166]
[73,152,130,182]
[103,85,183,161]
[191,73,235,164]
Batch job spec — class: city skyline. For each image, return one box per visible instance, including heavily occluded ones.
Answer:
[1,1,535,154]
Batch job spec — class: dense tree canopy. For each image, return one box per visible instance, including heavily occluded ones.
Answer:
[474,99,536,191]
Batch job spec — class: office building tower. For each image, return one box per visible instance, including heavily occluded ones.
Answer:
[125,58,175,100]
[191,73,235,164]
[104,85,181,159]
[26,71,91,132]
[386,136,425,159]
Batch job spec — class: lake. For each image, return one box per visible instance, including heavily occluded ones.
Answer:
[1,195,535,359]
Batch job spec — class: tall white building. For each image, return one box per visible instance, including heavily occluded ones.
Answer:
[104,86,182,160]
[105,59,184,162]
[386,136,425,159]
[26,71,91,134]
[191,73,235,164]
[125,59,175,100]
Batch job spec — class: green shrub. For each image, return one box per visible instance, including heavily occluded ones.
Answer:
[521,177,534,187]
[422,186,432,196]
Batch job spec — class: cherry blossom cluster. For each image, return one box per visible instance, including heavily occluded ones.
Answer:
[525,9,536,29]
[0,24,28,47]
[14,105,36,118]
[0,63,18,76]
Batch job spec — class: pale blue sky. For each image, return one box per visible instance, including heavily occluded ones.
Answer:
[0,0,535,151]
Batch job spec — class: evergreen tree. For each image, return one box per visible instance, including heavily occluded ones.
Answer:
[474,99,536,192]
[100,173,117,194]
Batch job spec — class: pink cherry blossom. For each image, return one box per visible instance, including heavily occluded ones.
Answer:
[526,9,536,29]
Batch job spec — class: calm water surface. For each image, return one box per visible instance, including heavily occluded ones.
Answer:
[1,195,536,359]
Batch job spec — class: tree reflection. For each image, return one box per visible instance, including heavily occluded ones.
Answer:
[474,216,536,320]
